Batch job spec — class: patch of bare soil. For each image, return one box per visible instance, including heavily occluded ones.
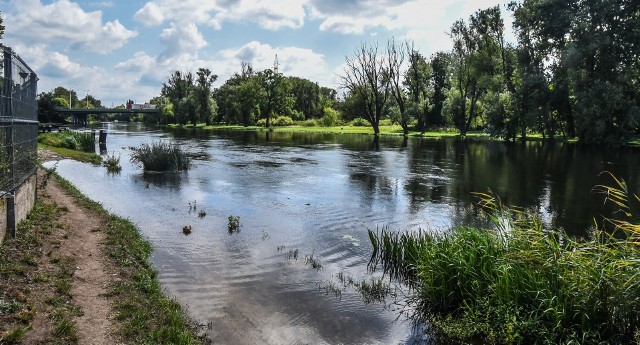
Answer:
[6,158,118,344]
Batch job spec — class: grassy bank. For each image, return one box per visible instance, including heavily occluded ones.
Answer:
[52,172,206,344]
[0,169,206,344]
[0,201,83,343]
[368,188,640,344]
[37,143,101,164]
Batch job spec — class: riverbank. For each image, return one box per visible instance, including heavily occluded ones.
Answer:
[0,160,206,343]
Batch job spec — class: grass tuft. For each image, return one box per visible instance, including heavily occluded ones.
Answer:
[367,185,640,344]
[130,141,190,172]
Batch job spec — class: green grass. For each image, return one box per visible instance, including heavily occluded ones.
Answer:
[0,198,81,344]
[51,171,206,344]
[102,152,122,173]
[130,141,190,172]
[38,143,101,164]
[39,132,95,152]
[367,188,640,344]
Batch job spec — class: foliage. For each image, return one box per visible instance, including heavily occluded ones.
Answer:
[102,152,122,173]
[319,107,339,127]
[367,185,640,344]
[39,132,95,152]
[227,216,241,234]
[130,141,190,172]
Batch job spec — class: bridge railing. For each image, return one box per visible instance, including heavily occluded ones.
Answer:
[1,44,39,240]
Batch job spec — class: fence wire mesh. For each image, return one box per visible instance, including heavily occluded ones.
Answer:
[0,45,38,198]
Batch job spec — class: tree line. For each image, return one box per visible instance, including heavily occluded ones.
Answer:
[36,1,640,144]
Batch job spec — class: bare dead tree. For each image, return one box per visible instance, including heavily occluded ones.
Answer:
[340,42,390,135]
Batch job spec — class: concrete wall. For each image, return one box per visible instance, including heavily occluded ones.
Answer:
[1,174,37,245]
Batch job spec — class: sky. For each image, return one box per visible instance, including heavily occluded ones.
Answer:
[1,0,514,107]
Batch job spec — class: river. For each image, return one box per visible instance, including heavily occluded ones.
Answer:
[44,123,640,344]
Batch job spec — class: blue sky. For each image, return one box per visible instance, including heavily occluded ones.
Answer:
[1,0,513,107]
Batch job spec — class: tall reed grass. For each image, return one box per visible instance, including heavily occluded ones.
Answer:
[368,182,640,344]
[130,141,190,172]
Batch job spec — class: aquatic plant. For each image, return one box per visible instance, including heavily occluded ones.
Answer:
[304,253,323,270]
[197,209,206,218]
[367,185,640,344]
[286,249,298,260]
[227,215,241,234]
[102,152,121,173]
[129,141,190,172]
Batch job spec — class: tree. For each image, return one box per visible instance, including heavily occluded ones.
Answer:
[387,38,411,135]
[161,71,194,125]
[340,42,390,135]
[449,6,504,137]
[0,11,5,39]
[256,69,292,127]
[194,68,218,125]
[404,48,432,133]
[37,92,66,123]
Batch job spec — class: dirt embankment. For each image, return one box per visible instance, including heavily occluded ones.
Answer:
[1,166,116,344]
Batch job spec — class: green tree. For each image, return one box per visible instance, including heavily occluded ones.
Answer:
[256,69,292,127]
[449,6,505,137]
[0,11,5,39]
[194,68,218,125]
[161,70,194,125]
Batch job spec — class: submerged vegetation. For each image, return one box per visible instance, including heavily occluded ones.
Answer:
[367,181,640,344]
[130,141,190,172]
[102,152,122,173]
[227,215,241,234]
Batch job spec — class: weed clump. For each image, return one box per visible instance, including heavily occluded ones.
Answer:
[102,152,122,173]
[367,182,640,344]
[227,215,241,234]
[130,141,190,172]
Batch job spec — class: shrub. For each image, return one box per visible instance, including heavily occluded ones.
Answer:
[379,119,393,126]
[271,116,294,126]
[39,132,95,152]
[349,118,369,127]
[130,141,190,172]
[301,119,318,127]
[256,118,267,127]
[320,107,338,127]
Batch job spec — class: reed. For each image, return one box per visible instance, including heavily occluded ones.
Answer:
[368,187,640,344]
[102,152,121,173]
[130,141,190,172]
[227,215,241,234]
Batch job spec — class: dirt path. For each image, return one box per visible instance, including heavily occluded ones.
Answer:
[43,169,114,344]
[13,153,117,344]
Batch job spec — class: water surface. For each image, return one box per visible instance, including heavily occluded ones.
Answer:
[45,123,640,343]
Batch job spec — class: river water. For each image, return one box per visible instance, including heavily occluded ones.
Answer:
[44,123,639,344]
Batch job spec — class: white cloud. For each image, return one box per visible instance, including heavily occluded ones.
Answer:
[134,0,307,30]
[219,41,329,84]
[4,0,137,54]
[158,22,207,60]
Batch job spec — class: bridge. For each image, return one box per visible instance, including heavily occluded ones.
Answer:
[56,108,160,125]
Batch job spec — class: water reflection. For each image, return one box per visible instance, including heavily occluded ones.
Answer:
[46,123,639,344]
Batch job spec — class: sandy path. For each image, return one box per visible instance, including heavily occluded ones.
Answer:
[26,157,116,345]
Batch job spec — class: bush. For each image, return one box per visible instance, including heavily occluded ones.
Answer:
[39,132,95,152]
[379,119,393,126]
[318,107,338,127]
[301,119,318,127]
[130,141,190,172]
[349,118,369,127]
[256,118,267,127]
[271,116,294,126]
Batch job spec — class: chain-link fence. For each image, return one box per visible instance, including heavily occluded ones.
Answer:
[1,45,38,238]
